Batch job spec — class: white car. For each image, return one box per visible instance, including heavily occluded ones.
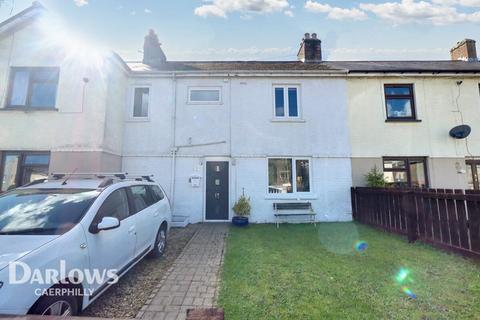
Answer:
[0,174,171,316]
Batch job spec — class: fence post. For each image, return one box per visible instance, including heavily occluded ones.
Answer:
[402,190,418,243]
[351,187,357,220]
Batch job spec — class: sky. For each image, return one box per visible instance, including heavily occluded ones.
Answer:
[1,0,480,61]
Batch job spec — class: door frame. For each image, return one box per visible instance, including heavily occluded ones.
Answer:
[203,157,231,222]
[466,159,480,190]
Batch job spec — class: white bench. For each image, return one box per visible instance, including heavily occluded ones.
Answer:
[273,202,316,228]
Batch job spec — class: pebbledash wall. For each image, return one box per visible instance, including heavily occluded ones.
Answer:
[122,73,353,223]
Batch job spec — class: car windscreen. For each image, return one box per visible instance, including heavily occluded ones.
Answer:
[0,188,100,235]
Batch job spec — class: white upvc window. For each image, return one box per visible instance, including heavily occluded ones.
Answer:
[273,85,300,118]
[267,158,311,194]
[130,86,150,119]
[188,87,222,104]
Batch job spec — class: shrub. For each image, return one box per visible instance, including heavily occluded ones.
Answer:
[232,195,251,217]
[365,165,387,188]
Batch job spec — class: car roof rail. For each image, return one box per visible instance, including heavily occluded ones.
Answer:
[50,172,155,184]
[98,178,114,188]
[51,172,129,180]
[21,178,48,187]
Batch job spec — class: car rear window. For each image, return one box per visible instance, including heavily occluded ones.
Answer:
[129,185,155,213]
[149,185,165,203]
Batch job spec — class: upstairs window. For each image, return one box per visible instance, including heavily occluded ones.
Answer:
[384,84,416,120]
[133,87,149,118]
[188,87,221,104]
[274,86,299,118]
[7,67,59,109]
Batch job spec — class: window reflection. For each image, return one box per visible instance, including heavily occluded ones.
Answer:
[1,155,19,192]
[0,189,99,234]
[268,159,292,194]
[383,158,428,188]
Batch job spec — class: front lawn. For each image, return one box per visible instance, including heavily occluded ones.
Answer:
[218,223,480,320]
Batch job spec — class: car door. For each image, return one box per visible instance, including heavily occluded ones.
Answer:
[83,188,137,296]
[128,185,157,257]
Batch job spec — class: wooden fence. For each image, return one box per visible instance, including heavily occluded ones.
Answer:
[351,187,480,259]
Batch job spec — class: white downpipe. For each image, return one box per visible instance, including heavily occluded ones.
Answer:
[228,75,237,201]
[170,73,178,211]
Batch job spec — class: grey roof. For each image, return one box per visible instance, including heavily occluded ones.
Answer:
[127,60,480,74]
[329,60,480,73]
[127,61,346,73]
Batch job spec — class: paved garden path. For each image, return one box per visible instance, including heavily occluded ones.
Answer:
[136,223,228,320]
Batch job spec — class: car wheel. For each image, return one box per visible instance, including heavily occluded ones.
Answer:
[31,293,78,316]
[149,225,167,258]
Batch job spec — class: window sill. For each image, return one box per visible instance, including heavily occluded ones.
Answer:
[187,102,223,106]
[385,119,422,123]
[126,117,150,122]
[0,107,59,112]
[271,118,306,123]
[265,194,317,200]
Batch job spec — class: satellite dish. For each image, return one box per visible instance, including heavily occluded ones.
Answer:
[449,125,471,139]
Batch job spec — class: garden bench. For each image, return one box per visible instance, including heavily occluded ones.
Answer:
[273,202,316,228]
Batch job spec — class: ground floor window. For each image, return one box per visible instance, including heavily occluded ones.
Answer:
[0,151,50,192]
[268,158,310,194]
[466,160,480,190]
[383,157,428,188]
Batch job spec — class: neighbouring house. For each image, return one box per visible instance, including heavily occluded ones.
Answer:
[0,2,128,193]
[1,3,480,225]
[341,41,480,190]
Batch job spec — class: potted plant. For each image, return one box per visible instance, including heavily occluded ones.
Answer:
[232,194,251,227]
[365,165,387,188]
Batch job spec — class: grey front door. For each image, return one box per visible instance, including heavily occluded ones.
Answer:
[205,161,229,220]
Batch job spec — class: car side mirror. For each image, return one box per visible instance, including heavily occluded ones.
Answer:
[96,217,120,232]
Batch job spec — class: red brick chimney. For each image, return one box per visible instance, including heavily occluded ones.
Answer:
[297,33,322,63]
[450,39,477,61]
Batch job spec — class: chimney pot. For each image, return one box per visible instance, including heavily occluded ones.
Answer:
[297,32,322,63]
[450,39,477,62]
[143,29,167,67]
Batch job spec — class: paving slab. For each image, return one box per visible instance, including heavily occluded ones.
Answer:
[137,224,228,320]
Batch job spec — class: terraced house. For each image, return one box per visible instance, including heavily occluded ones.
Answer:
[343,44,480,191]
[1,2,480,225]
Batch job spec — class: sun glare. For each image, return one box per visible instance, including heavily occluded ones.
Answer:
[36,15,109,70]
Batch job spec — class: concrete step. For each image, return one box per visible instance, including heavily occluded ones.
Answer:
[171,215,189,228]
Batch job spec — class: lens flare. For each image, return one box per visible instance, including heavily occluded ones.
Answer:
[395,268,418,299]
[401,286,417,299]
[395,268,409,283]
[34,14,111,73]
[318,223,359,255]
[355,241,368,252]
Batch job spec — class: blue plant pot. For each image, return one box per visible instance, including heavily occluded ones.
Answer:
[232,216,249,227]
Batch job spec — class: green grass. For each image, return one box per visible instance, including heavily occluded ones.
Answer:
[218,223,480,320]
